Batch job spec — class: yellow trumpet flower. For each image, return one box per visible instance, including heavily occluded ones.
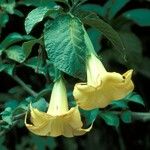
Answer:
[25,78,92,137]
[73,53,134,110]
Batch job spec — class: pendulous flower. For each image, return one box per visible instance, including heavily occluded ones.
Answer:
[25,78,92,137]
[73,53,134,110]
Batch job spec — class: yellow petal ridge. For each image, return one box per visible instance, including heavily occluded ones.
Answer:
[73,54,134,110]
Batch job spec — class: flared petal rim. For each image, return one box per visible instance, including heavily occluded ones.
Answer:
[25,105,92,137]
[73,70,134,110]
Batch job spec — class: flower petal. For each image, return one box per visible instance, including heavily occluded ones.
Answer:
[25,106,92,137]
[73,70,134,110]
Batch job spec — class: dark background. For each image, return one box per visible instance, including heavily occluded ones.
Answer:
[0,0,150,150]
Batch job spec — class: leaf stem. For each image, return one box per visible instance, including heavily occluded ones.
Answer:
[112,111,150,122]
[13,75,38,97]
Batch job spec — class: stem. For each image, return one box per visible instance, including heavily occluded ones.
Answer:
[0,112,26,124]
[112,111,150,122]
[13,75,38,97]
[116,127,126,150]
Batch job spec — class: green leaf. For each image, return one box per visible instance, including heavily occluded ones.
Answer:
[111,100,128,109]
[25,7,61,34]
[125,92,145,106]
[99,111,119,127]
[114,32,142,66]
[80,109,99,126]
[0,32,33,50]
[22,39,38,58]
[24,57,55,77]
[0,2,16,14]
[24,57,46,74]
[76,10,125,52]
[32,98,48,112]
[5,39,37,62]
[44,15,87,79]
[19,0,56,7]
[0,136,7,150]
[1,107,13,125]
[5,46,26,62]
[30,135,56,150]
[103,0,130,20]
[4,100,19,109]
[0,63,15,75]
[123,9,150,26]
[80,4,104,16]
[0,12,9,28]
[87,28,102,52]
[137,57,150,78]
[121,110,132,123]
[14,9,24,17]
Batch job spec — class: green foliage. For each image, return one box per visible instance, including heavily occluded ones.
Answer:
[0,0,150,149]
[16,135,56,150]
[99,111,120,127]
[75,10,125,53]
[103,0,130,20]
[25,6,61,34]
[19,0,56,7]
[123,9,150,26]
[44,14,87,79]
[80,108,99,126]
[124,92,145,106]
[87,28,102,52]
[121,110,132,123]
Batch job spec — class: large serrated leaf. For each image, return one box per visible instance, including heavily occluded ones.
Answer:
[75,10,125,53]
[44,15,87,79]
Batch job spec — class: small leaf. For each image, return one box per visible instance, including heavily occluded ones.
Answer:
[125,92,145,106]
[22,39,38,59]
[111,100,128,109]
[103,0,130,20]
[4,100,19,109]
[80,108,99,126]
[32,98,48,112]
[5,46,25,62]
[1,2,15,14]
[121,110,132,123]
[44,14,87,79]
[0,12,9,28]
[25,7,59,34]
[1,107,13,125]
[99,111,119,127]
[0,32,33,50]
[0,64,15,75]
[123,9,150,26]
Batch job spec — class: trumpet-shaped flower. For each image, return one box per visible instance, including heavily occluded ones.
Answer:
[73,53,134,110]
[25,78,92,137]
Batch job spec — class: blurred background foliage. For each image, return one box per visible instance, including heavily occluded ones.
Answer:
[0,0,150,150]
